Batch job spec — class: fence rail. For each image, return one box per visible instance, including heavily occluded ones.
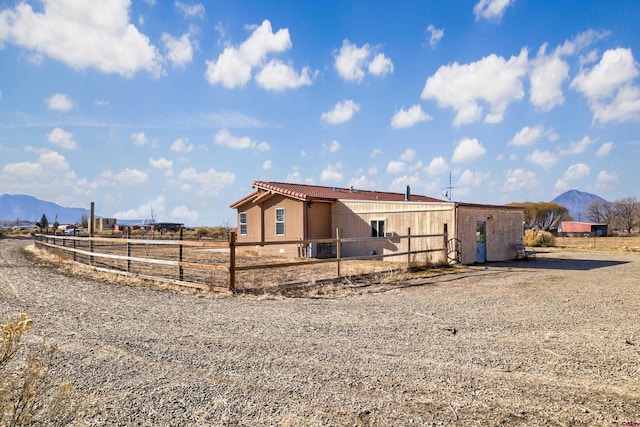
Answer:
[34,228,448,293]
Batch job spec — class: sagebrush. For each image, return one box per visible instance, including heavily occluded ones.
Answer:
[0,313,80,426]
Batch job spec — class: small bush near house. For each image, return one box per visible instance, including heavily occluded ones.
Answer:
[0,313,80,426]
[524,229,556,247]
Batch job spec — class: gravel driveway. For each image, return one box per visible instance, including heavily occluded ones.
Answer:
[1,238,639,426]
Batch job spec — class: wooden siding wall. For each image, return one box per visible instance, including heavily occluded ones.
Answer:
[457,206,524,264]
[333,201,456,264]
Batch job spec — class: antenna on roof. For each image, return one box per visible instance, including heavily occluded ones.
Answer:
[442,172,455,201]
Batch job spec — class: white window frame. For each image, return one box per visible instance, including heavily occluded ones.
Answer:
[239,212,247,236]
[275,208,285,236]
[371,219,385,237]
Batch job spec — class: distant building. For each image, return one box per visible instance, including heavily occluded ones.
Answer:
[559,221,608,237]
[94,218,117,231]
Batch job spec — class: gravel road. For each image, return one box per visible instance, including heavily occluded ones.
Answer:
[1,238,639,426]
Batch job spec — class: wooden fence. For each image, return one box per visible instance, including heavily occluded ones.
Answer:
[34,228,448,293]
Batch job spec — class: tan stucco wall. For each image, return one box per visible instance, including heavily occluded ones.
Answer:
[236,195,307,257]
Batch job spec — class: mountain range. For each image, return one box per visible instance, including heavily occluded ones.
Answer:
[551,189,608,222]
[0,194,91,225]
[1,189,606,227]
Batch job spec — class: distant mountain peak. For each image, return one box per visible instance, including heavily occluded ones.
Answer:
[551,189,608,222]
[0,194,91,224]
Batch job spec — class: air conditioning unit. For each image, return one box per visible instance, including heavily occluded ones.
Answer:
[384,231,394,237]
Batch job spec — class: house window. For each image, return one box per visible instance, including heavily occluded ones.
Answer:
[275,208,285,236]
[371,219,385,237]
[239,212,247,236]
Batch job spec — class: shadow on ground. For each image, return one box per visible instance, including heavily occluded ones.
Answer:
[489,256,629,271]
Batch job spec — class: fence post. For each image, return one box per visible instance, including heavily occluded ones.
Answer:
[336,228,341,277]
[443,225,448,264]
[179,228,184,281]
[126,227,131,273]
[229,231,236,293]
[407,227,411,267]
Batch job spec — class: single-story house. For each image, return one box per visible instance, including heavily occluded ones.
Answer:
[559,221,608,237]
[230,181,525,265]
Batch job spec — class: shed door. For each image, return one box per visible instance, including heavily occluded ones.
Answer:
[476,221,486,263]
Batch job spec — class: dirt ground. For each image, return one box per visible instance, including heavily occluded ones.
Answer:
[1,238,639,426]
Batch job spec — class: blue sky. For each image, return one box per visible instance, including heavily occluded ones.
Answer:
[1,0,639,226]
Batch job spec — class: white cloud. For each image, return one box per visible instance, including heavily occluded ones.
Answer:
[424,156,448,176]
[45,93,74,111]
[114,168,148,186]
[322,140,341,154]
[421,49,528,125]
[320,162,343,183]
[161,33,193,69]
[529,46,569,111]
[214,128,269,150]
[175,1,205,18]
[562,163,590,181]
[131,132,148,146]
[596,141,614,157]
[387,160,406,174]
[262,160,272,170]
[48,127,76,150]
[368,53,394,76]
[178,167,235,196]
[334,40,393,83]
[0,0,163,77]
[399,148,416,162]
[170,137,193,152]
[508,125,545,147]
[149,157,173,169]
[426,24,444,48]
[321,99,360,124]
[452,138,486,164]
[390,105,432,129]
[113,196,166,221]
[473,0,514,21]
[525,149,558,168]
[595,170,618,191]
[255,59,313,91]
[170,205,199,222]
[559,136,594,155]
[571,48,638,99]
[458,169,490,190]
[570,48,640,124]
[590,85,640,124]
[205,20,292,88]
[503,168,538,192]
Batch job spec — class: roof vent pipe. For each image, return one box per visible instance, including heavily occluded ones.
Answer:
[405,185,410,201]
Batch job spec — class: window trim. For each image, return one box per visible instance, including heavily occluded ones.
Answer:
[275,208,285,236]
[371,219,386,237]
[239,212,247,236]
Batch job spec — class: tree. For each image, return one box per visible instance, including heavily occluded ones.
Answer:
[612,197,638,234]
[79,213,89,228]
[509,201,570,231]
[586,200,616,233]
[36,214,49,231]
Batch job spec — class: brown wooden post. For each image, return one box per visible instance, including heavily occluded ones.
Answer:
[229,231,236,293]
[179,228,184,281]
[126,227,131,272]
[407,227,411,267]
[443,224,448,264]
[336,228,341,277]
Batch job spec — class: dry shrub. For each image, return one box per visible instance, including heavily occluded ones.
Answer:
[524,229,556,247]
[0,314,81,426]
